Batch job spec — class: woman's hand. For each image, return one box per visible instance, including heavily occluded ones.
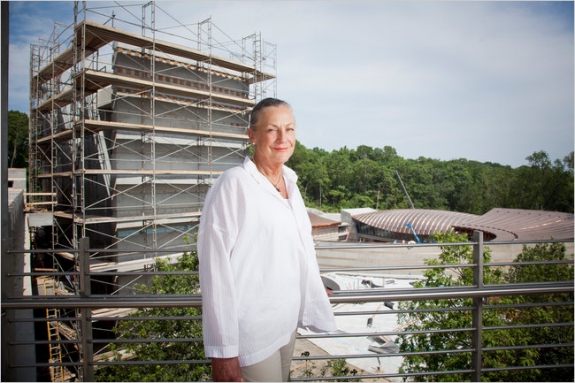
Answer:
[211,357,244,382]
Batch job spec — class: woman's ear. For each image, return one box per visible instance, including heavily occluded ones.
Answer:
[247,128,255,144]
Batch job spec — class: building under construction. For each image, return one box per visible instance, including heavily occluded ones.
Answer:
[26,2,276,380]
[29,1,275,279]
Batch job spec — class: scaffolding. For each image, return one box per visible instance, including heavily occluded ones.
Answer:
[28,2,276,379]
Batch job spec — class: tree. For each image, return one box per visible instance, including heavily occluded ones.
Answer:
[284,143,573,214]
[397,231,507,381]
[7,110,29,168]
[95,248,210,382]
[397,233,573,381]
[287,141,331,208]
[499,242,574,382]
[563,151,574,172]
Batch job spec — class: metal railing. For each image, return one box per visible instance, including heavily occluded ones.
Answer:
[2,232,573,381]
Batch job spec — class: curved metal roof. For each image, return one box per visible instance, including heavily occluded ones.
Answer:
[352,208,574,242]
[453,208,574,241]
[353,209,477,237]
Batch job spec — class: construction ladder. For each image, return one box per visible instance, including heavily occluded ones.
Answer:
[42,277,65,382]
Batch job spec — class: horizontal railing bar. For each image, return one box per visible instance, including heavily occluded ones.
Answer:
[482,363,574,373]
[5,248,193,255]
[11,300,571,322]
[300,328,472,340]
[10,359,204,368]
[91,315,202,321]
[8,317,83,323]
[484,301,574,310]
[320,263,477,273]
[335,306,475,316]
[482,343,574,352]
[483,321,574,331]
[6,271,198,277]
[3,282,572,309]
[7,271,81,277]
[5,249,82,255]
[1,297,202,309]
[94,359,211,366]
[90,271,199,276]
[331,280,572,294]
[292,367,476,382]
[293,348,474,362]
[7,314,201,323]
[317,241,479,250]
[11,361,83,368]
[330,283,574,303]
[8,339,82,346]
[485,259,574,267]
[90,337,204,344]
[316,237,570,250]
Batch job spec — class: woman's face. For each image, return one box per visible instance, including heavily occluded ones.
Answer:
[248,104,296,167]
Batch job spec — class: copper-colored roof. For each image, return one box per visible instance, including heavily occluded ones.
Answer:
[353,209,476,237]
[308,211,341,228]
[352,208,574,242]
[453,208,574,241]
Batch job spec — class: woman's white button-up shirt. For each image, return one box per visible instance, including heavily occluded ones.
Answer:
[198,156,337,367]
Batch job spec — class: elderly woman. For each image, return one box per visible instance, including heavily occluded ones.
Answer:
[198,98,336,382]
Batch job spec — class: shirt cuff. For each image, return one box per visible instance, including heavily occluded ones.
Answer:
[204,344,240,359]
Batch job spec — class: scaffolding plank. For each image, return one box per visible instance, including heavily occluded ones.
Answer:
[36,169,223,177]
[33,68,256,113]
[53,210,202,224]
[35,119,247,146]
[83,69,256,107]
[34,87,76,113]
[33,45,95,85]
[32,20,275,86]
[78,20,273,79]
[84,120,248,140]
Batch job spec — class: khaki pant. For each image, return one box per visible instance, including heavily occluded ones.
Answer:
[240,331,297,382]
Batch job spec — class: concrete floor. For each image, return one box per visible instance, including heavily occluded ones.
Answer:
[293,273,419,381]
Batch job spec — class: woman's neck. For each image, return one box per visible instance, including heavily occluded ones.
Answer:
[252,156,282,179]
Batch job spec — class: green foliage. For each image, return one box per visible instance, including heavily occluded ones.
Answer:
[398,231,506,381]
[323,358,358,381]
[296,351,358,382]
[7,110,29,168]
[95,249,211,382]
[287,142,574,214]
[494,242,574,382]
[397,234,574,381]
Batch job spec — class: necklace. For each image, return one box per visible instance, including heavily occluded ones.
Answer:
[254,161,282,192]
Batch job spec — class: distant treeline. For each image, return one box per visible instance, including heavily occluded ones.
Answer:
[286,142,574,215]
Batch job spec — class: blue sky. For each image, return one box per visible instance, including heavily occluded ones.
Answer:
[8,1,574,168]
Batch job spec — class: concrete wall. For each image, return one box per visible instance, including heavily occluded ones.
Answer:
[316,241,574,278]
[8,168,26,189]
[2,189,36,381]
[77,48,249,256]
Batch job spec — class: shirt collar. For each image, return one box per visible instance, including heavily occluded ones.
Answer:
[242,156,298,184]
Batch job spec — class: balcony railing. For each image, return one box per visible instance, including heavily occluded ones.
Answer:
[2,232,573,381]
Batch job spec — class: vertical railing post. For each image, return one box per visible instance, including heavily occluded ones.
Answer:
[78,237,94,381]
[471,230,483,382]
[1,238,16,382]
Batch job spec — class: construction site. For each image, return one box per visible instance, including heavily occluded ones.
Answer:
[23,1,276,380]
